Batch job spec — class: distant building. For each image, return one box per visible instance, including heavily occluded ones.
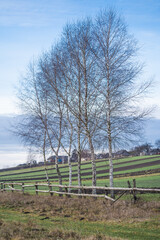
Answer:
[114,150,130,158]
[81,149,93,161]
[17,163,28,168]
[47,155,68,164]
[27,160,37,166]
[38,161,44,166]
[70,149,95,162]
[150,149,160,155]
[140,151,147,156]
[96,153,109,159]
[70,149,78,162]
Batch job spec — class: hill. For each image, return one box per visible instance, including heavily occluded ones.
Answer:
[0,155,159,189]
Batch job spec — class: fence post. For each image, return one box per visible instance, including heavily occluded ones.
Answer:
[65,185,70,198]
[11,183,14,193]
[127,180,132,200]
[1,182,3,192]
[105,184,109,197]
[3,183,5,192]
[49,184,53,196]
[82,185,86,198]
[22,182,24,194]
[35,182,38,195]
[133,179,137,203]
[127,180,131,189]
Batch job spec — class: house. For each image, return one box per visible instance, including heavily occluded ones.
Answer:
[81,150,93,161]
[96,153,109,159]
[150,148,160,155]
[47,155,68,164]
[17,163,28,168]
[38,161,44,166]
[70,149,96,162]
[114,150,130,158]
[70,149,78,162]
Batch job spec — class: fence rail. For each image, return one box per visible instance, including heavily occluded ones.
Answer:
[0,180,160,203]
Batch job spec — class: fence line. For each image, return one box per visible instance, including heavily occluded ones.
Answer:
[2,182,160,192]
[0,180,160,203]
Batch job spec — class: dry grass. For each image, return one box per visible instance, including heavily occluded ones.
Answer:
[0,192,159,222]
[0,220,119,240]
[0,219,80,240]
[0,192,159,239]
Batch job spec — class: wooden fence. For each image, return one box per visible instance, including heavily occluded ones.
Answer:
[0,180,160,203]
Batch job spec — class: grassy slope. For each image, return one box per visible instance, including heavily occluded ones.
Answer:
[0,155,159,198]
[0,155,160,182]
[0,192,159,240]
[0,156,159,239]
[0,155,157,176]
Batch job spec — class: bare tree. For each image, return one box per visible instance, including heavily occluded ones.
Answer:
[92,9,151,197]
[15,9,152,198]
[38,44,84,190]
[14,109,51,183]
[15,63,51,183]
[16,62,64,186]
[49,20,101,193]
[37,71,64,187]
[60,100,74,192]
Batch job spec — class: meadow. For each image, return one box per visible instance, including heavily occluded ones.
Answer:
[0,155,159,239]
[0,192,159,239]
[0,155,159,184]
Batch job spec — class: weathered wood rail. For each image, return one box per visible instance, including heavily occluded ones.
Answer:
[0,180,160,203]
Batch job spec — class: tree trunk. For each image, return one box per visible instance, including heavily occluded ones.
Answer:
[43,131,50,185]
[77,70,82,194]
[107,118,114,198]
[55,154,62,192]
[68,154,72,193]
[77,130,82,194]
[88,135,96,194]
[43,153,50,185]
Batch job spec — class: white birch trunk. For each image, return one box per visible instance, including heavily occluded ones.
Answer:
[68,154,72,193]
[87,135,96,194]
[107,117,114,198]
[55,154,62,192]
[77,130,82,194]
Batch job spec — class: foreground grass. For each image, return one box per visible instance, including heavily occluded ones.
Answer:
[0,192,160,239]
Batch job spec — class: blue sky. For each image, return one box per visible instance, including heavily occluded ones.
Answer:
[0,0,160,168]
[0,0,160,116]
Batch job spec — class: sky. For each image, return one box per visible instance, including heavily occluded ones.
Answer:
[0,0,160,168]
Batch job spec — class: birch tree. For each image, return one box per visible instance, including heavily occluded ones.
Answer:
[93,10,151,197]
[16,62,64,186]
[15,9,152,197]
[46,20,101,192]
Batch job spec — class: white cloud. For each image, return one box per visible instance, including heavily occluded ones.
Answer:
[0,151,28,169]
[0,96,18,114]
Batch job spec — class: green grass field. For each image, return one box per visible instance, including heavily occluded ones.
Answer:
[0,156,160,201]
[0,155,160,184]
[0,155,159,198]
[0,155,160,239]
[0,192,159,240]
